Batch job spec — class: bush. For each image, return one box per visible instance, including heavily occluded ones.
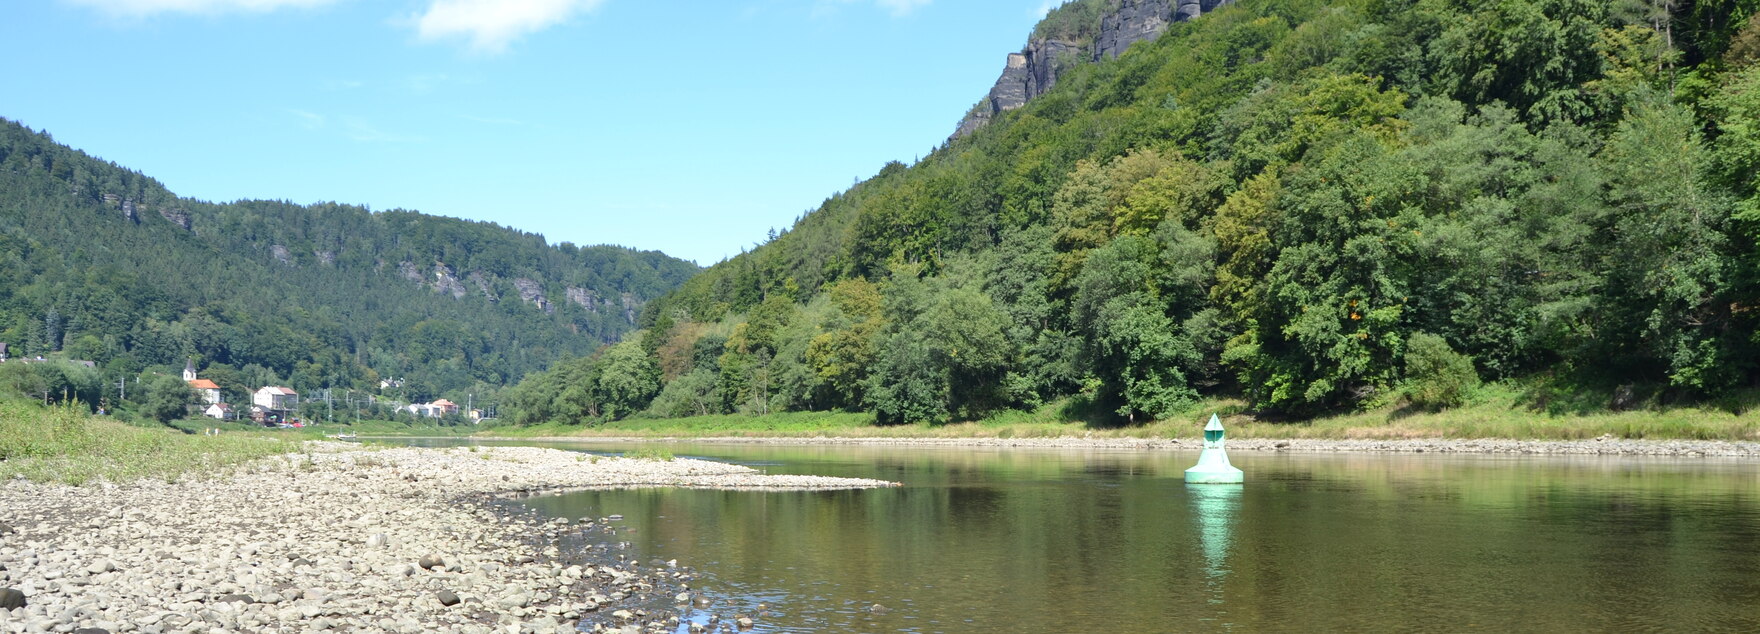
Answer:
[1403,333,1480,410]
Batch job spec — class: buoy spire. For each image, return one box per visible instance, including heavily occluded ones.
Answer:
[1186,413,1244,484]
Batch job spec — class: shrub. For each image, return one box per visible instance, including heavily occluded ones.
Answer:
[1403,332,1480,410]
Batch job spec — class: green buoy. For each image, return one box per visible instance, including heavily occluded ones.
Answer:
[1185,413,1244,484]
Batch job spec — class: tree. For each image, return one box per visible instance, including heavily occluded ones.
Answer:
[597,338,660,419]
[140,374,196,423]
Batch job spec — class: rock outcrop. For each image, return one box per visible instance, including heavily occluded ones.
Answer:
[951,0,1233,141]
[158,207,192,230]
[1093,0,1177,61]
[514,278,552,314]
[953,39,1080,140]
[469,271,496,301]
[270,245,293,266]
[433,264,468,299]
[566,286,599,312]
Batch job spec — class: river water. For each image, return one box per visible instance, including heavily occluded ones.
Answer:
[437,441,1760,632]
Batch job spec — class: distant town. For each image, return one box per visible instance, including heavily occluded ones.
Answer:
[0,342,485,425]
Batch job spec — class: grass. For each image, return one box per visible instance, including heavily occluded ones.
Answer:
[622,447,676,461]
[477,382,1760,442]
[159,417,483,441]
[0,399,295,485]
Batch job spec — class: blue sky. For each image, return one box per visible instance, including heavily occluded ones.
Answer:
[2,0,1061,265]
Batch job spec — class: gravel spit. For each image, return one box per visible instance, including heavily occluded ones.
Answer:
[0,442,894,634]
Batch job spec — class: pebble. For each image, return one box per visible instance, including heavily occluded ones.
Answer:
[0,442,894,633]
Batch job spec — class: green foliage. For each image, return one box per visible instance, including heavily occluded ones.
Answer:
[140,374,196,423]
[0,399,290,485]
[0,118,698,410]
[1402,332,1480,409]
[622,447,675,461]
[505,0,1760,427]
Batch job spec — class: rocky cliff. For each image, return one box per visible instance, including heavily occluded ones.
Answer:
[1092,0,1177,61]
[951,0,1232,141]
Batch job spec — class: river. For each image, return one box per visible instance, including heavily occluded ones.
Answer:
[409,440,1760,632]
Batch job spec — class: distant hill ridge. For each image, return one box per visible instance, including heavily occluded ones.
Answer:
[0,119,700,400]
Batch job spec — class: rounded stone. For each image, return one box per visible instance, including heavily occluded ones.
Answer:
[0,587,25,609]
[436,590,461,607]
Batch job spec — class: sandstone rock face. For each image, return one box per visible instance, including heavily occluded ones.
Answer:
[514,278,552,314]
[433,264,468,299]
[398,261,423,283]
[270,245,293,266]
[951,0,1233,141]
[952,39,1079,141]
[158,207,192,230]
[566,286,599,312]
[620,293,642,325]
[316,250,336,266]
[468,271,496,301]
[1093,0,1176,61]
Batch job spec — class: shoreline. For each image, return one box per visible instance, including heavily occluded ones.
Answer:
[458,434,1760,458]
[0,442,892,634]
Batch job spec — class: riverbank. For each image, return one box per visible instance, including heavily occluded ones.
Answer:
[0,442,893,634]
[469,434,1760,458]
[480,389,1760,449]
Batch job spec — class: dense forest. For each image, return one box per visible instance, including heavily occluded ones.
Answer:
[0,119,699,414]
[504,0,1760,426]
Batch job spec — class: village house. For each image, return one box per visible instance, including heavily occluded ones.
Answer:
[253,386,298,411]
[405,399,460,418]
[184,361,222,405]
[204,402,233,420]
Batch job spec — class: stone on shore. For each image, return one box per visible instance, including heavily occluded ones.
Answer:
[0,442,894,634]
[0,587,24,609]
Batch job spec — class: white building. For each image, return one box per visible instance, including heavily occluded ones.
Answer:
[253,386,298,410]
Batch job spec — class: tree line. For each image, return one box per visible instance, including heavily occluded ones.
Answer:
[504,0,1760,425]
[0,120,700,414]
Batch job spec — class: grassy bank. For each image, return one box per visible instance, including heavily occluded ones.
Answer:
[0,400,294,484]
[152,416,485,441]
[482,384,1760,442]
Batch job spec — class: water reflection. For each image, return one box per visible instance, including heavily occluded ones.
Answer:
[390,439,1760,632]
[1189,484,1239,586]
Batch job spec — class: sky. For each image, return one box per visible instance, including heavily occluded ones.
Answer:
[1,0,1064,265]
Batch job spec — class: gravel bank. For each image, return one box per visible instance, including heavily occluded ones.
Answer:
[492,434,1760,458]
[0,443,895,634]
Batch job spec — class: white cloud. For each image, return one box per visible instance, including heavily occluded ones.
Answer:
[811,0,931,18]
[411,0,606,54]
[341,117,423,143]
[872,0,929,16]
[286,108,327,130]
[62,0,340,17]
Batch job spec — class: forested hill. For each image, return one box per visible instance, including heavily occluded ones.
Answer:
[506,0,1760,426]
[0,119,700,401]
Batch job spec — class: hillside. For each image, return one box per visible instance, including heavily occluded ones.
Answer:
[513,0,1760,426]
[0,119,700,407]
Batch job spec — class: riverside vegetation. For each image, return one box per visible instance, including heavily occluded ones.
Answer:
[501,0,1760,434]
